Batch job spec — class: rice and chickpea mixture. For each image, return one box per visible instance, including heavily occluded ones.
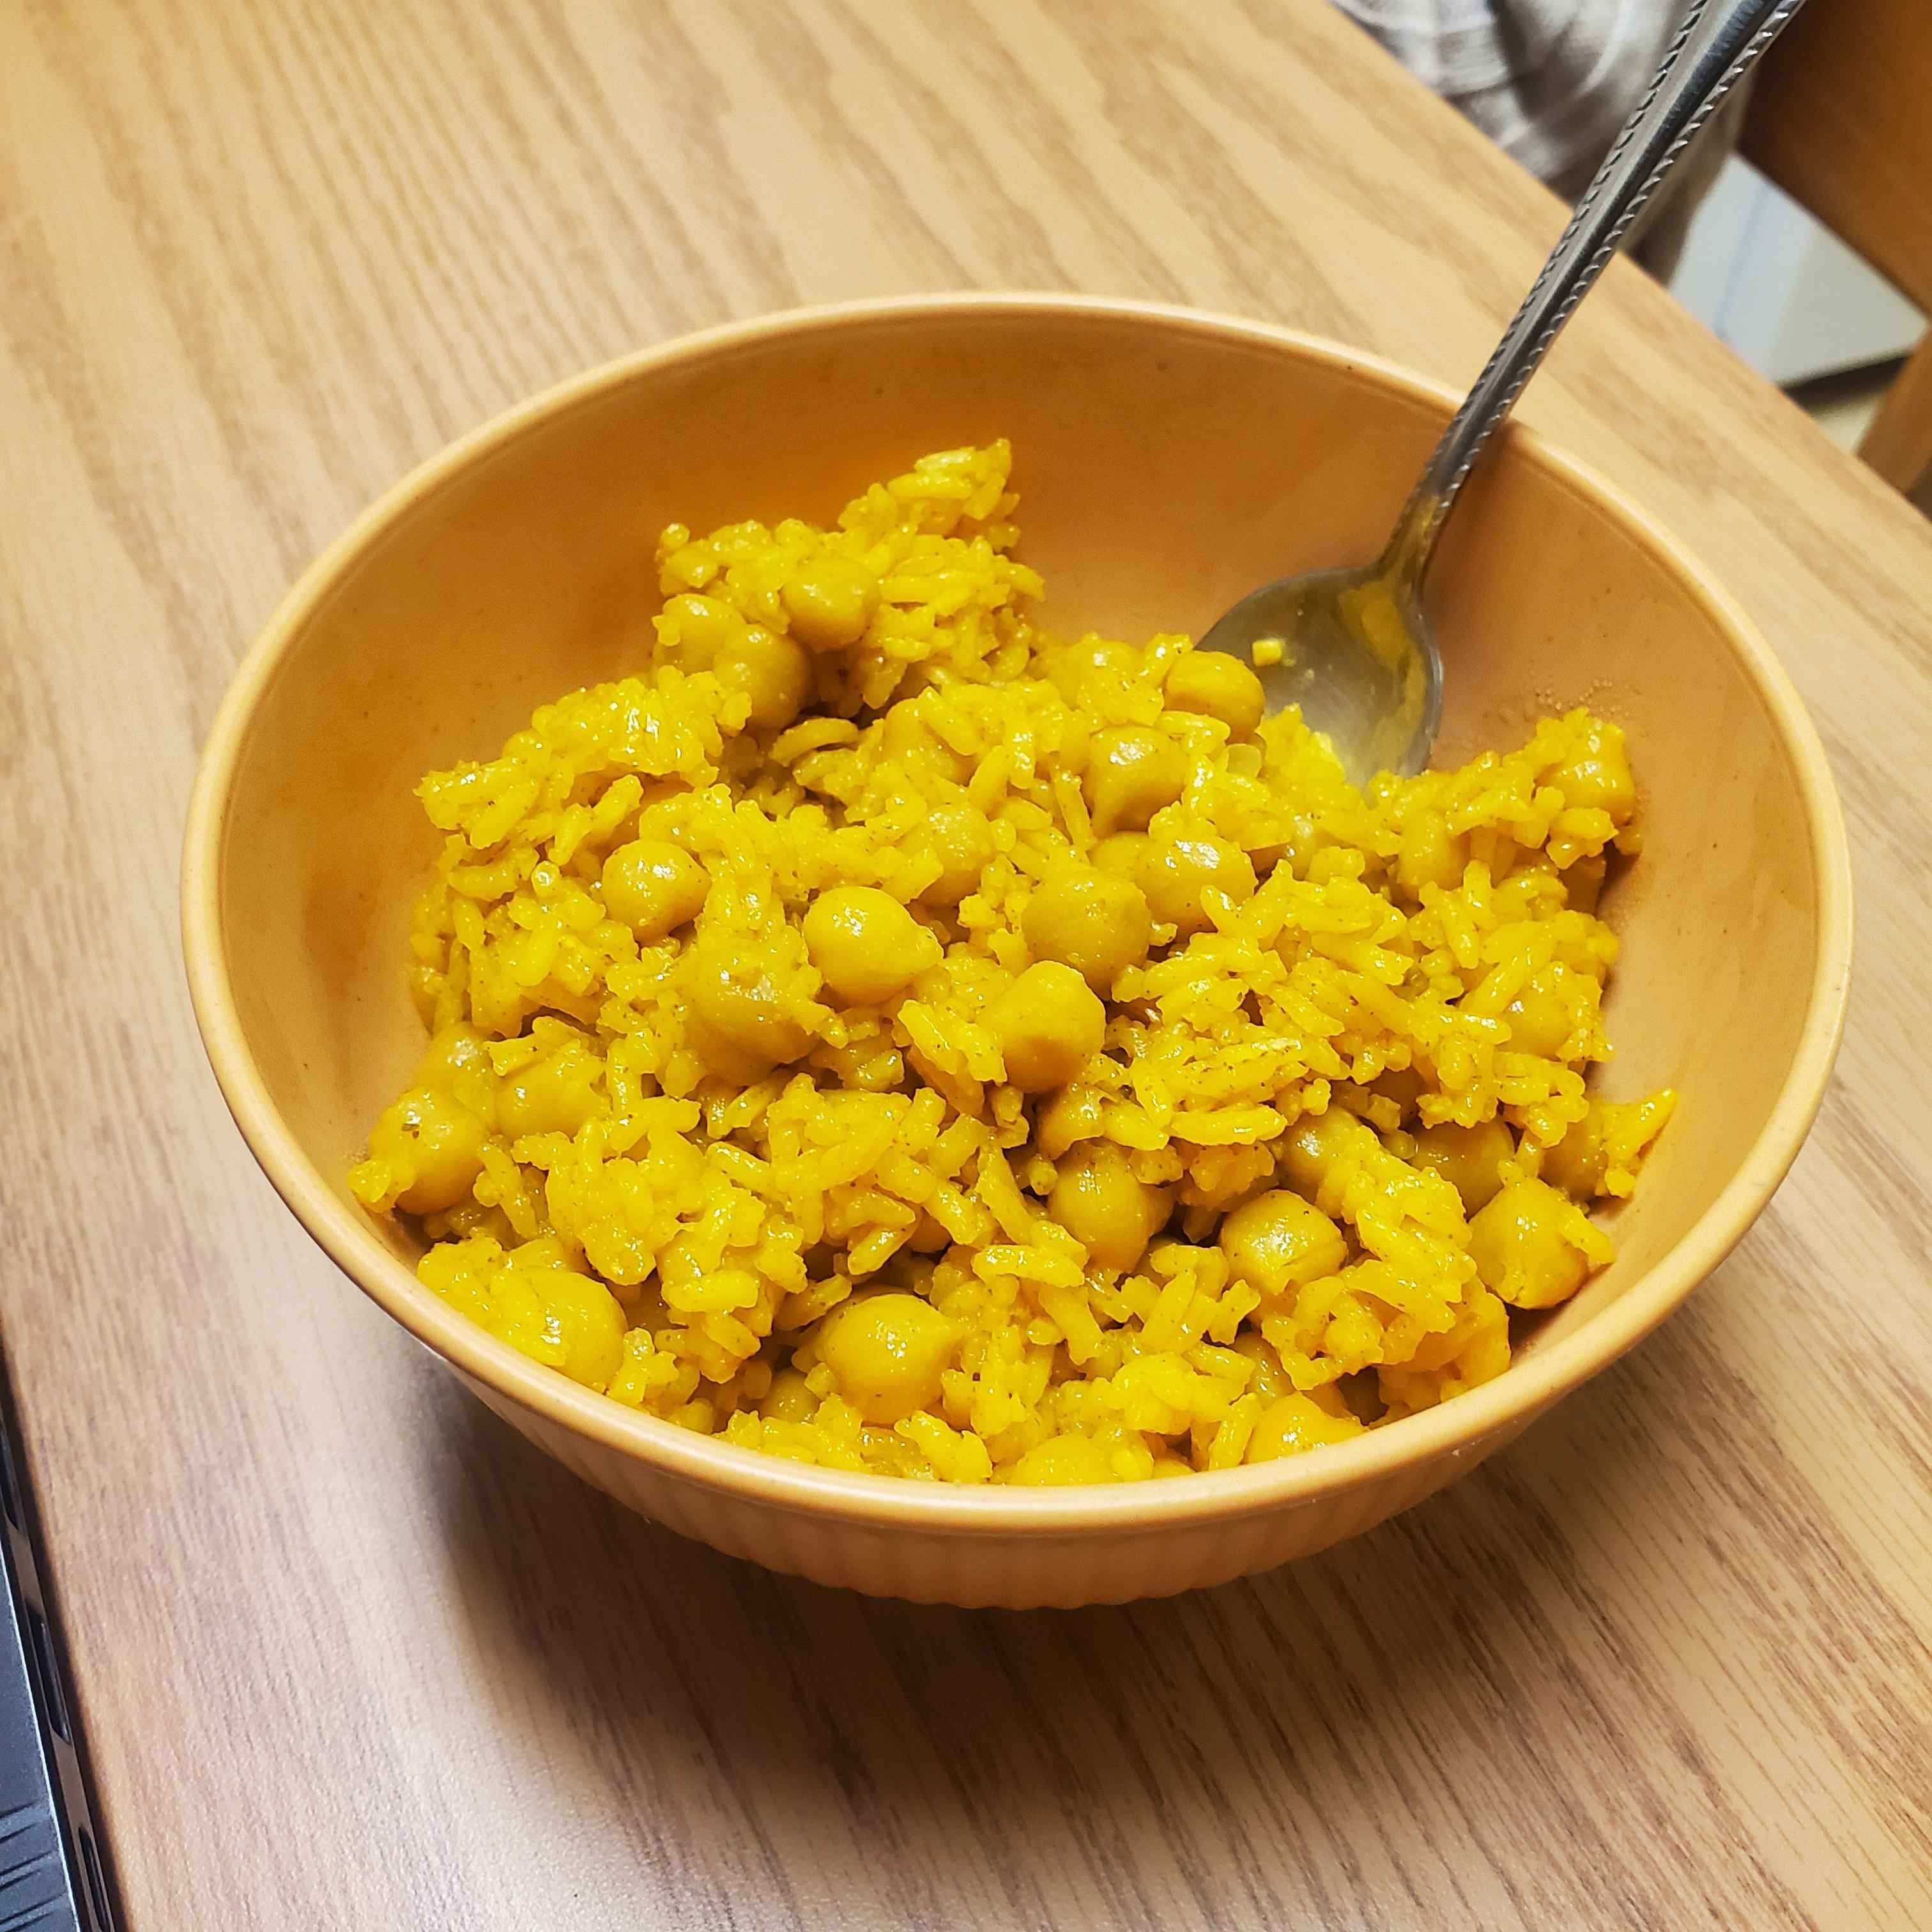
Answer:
[350,441,1673,1486]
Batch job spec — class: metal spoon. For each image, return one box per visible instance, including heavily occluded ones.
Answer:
[1202,0,1808,783]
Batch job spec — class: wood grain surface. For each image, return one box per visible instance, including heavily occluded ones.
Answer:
[4,1,1931,1926]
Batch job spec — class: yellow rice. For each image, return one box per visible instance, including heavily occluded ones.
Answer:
[350,441,1673,1485]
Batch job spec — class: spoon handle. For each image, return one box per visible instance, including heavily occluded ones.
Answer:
[1381,0,1807,587]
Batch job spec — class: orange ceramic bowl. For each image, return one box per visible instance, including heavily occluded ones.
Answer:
[182,296,1851,1607]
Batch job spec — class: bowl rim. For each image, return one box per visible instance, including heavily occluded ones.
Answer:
[181,291,1854,1535]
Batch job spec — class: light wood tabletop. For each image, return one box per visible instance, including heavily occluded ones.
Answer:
[4,1,1931,1926]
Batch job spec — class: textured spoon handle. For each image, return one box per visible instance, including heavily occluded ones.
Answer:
[1383,0,1808,585]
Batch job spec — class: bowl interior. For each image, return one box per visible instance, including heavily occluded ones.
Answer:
[206,303,1830,1384]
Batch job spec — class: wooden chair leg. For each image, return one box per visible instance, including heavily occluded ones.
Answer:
[1858,330,1932,496]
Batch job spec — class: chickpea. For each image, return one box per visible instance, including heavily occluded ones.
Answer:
[986,961,1105,1093]
[415,1023,492,1094]
[815,1291,960,1425]
[367,1085,489,1215]
[1370,1064,1427,1122]
[601,838,710,940]
[1468,1177,1592,1308]
[1045,634,1140,705]
[540,1267,628,1390]
[1395,811,1468,895]
[497,1040,605,1140]
[1279,1108,1364,1197]
[1164,650,1266,737]
[1089,831,1149,878]
[1023,866,1151,990]
[910,804,996,907]
[880,699,969,780]
[1083,727,1189,835]
[1003,1434,1118,1485]
[715,624,813,730]
[1048,1142,1173,1273]
[659,592,744,668]
[1137,835,1257,937]
[1035,1083,1106,1160]
[760,1366,819,1422]
[1504,962,1586,1060]
[1555,724,1636,825]
[1244,1392,1363,1463]
[780,554,880,652]
[679,936,811,1082]
[1542,1101,1609,1199]
[413,1024,496,1123]
[803,886,941,1005]
[1409,1116,1515,1215]
[1218,1189,1348,1296]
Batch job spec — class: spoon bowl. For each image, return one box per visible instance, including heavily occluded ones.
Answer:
[1200,562,1440,783]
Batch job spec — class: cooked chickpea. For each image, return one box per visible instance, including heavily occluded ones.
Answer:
[986,961,1105,1093]
[497,1040,605,1140]
[760,1366,819,1423]
[1555,725,1636,825]
[1045,634,1140,705]
[910,804,996,907]
[659,592,744,667]
[367,1085,489,1215]
[1218,1188,1348,1296]
[1279,1108,1364,1197]
[1023,866,1151,990]
[1504,962,1586,1060]
[415,1023,492,1094]
[680,937,811,1082]
[1003,1434,1117,1485]
[1542,1101,1609,1199]
[1244,1392,1363,1463]
[1370,1064,1427,1121]
[540,1267,628,1390]
[1468,1177,1591,1308]
[601,838,710,940]
[1137,835,1257,937]
[1089,831,1148,878]
[803,886,940,1004]
[1395,811,1467,894]
[1083,727,1190,835]
[815,1291,960,1425]
[1409,1116,1515,1215]
[1048,1141,1173,1273]
[413,1024,496,1122]
[880,699,969,779]
[1036,1084,1105,1160]
[1164,651,1266,737]
[714,624,813,730]
[779,554,880,652]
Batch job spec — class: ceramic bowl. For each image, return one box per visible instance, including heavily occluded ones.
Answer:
[183,296,1852,1607]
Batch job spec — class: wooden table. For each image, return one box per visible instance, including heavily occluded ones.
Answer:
[5,2,1930,1925]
